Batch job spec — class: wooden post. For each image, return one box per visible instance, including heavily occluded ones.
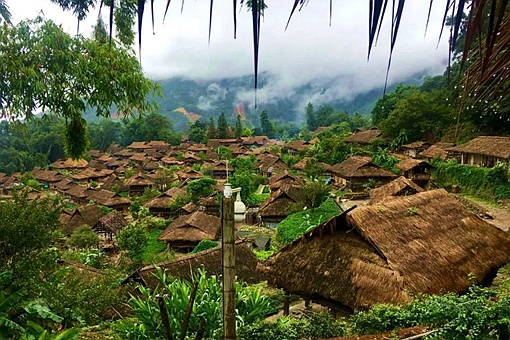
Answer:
[283,291,290,316]
[180,282,199,340]
[157,296,174,340]
[222,197,236,340]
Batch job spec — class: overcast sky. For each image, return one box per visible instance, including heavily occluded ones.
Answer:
[10,1,450,110]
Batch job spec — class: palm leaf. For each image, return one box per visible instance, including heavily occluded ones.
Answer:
[208,0,214,45]
[0,0,11,24]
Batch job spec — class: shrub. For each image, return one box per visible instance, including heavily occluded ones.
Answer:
[191,240,218,254]
[117,224,149,263]
[67,225,100,249]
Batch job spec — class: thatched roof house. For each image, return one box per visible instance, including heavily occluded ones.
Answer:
[258,185,303,226]
[258,156,289,176]
[400,141,431,158]
[396,159,432,187]
[50,158,88,171]
[158,211,221,252]
[447,136,510,167]
[343,128,381,145]
[259,189,510,311]
[285,140,310,154]
[370,176,425,204]
[64,205,105,235]
[124,174,155,196]
[418,142,455,161]
[291,157,328,174]
[94,210,127,238]
[125,240,264,288]
[144,187,187,217]
[328,155,397,191]
[268,171,304,190]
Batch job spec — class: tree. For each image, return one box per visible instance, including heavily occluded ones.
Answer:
[0,18,159,158]
[88,119,121,151]
[371,84,420,126]
[188,119,207,144]
[0,193,61,286]
[67,225,100,249]
[186,177,217,203]
[300,179,331,212]
[116,223,149,263]
[259,110,274,138]
[235,114,243,138]
[217,112,229,139]
[305,102,317,131]
[0,0,10,23]
[207,117,217,139]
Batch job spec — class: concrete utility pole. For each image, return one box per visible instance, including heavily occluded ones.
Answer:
[221,193,236,340]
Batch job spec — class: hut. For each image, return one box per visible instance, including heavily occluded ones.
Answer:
[268,171,305,190]
[291,157,328,175]
[370,176,425,204]
[258,156,289,177]
[285,140,311,155]
[158,211,221,252]
[94,210,127,239]
[50,158,88,172]
[328,155,397,191]
[396,159,433,187]
[210,160,233,179]
[343,128,382,146]
[259,189,510,312]
[124,240,265,288]
[144,187,187,218]
[400,141,431,158]
[124,173,155,196]
[446,136,510,166]
[64,205,105,235]
[418,142,455,161]
[258,185,304,227]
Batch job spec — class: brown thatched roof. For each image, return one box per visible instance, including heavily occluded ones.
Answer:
[64,184,89,200]
[285,139,310,152]
[65,205,105,234]
[32,169,64,183]
[447,136,510,159]
[401,141,431,149]
[396,159,432,173]
[124,174,155,187]
[50,158,88,170]
[329,156,397,179]
[291,157,328,172]
[129,240,264,288]
[128,141,147,150]
[71,168,114,181]
[268,171,304,190]
[258,185,303,218]
[344,129,381,144]
[370,176,425,204]
[95,210,127,234]
[158,211,221,243]
[86,150,105,159]
[145,187,187,209]
[260,189,510,311]
[418,143,455,160]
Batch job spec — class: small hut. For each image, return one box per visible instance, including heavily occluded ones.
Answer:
[259,189,510,312]
[446,136,510,166]
[144,187,187,218]
[94,210,127,239]
[396,159,433,187]
[343,128,382,146]
[400,141,431,158]
[125,174,155,196]
[370,176,425,204]
[64,205,105,235]
[125,240,265,288]
[158,211,221,252]
[258,185,303,227]
[418,142,455,161]
[268,171,305,190]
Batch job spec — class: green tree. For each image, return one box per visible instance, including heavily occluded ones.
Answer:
[207,117,217,139]
[0,194,60,286]
[186,177,217,203]
[188,119,207,144]
[67,225,101,249]
[0,18,158,159]
[300,179,331,212]
[229,171,255,202]
[235,114,243,138]
[305,102,317,131]
[371,84,420,126]
[260,110,274,138]
[217,112,229,139]
[88,119,121,151]
[0,0,10,23]
[116,223,149,263]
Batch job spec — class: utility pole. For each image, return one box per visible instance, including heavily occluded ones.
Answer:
[222,190,236,340]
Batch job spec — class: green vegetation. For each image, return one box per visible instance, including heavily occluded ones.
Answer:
[433,160,510,201]
[191,239,219,254]
[276,198,341,245]
[117,224,149,264]
[141,229,166,263]
[66,225,101,249]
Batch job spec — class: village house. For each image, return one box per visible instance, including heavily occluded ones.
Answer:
[124,173,156,196]
[93,210,127,240]
[396,159,433,188]
[158,211,221,252]
[144,187,187,218]
[447,136,510,167]
[343,127,382,146]
[124,240,264,288]
[268,171,305,190]
[418,142,455,161]
[259,189,510,313]
[63,204,105,235]
[258,185,303,227]
[399,141,431,158]
[328,155,397,191]
[285,140,311,155]
[370,176,425,204]
[50,158,88,172]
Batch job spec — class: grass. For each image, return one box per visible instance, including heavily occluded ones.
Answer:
[142,229,167,264]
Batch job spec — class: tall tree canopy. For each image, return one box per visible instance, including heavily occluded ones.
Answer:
[0,17,159,158]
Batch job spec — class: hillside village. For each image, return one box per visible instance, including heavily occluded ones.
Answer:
[2,127,510,339]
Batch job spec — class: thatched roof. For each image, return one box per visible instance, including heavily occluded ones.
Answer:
[396,159,433,173]
[71,168,113,181]
[258,185,303,218]
[291,157,328,172]
[86,150,105,159]
[65,204,104,234]
[145,187,187,209]
[95,210,127,234]
[32,169,64,183]
[64,184,89,200]
[128,240,264,288]
[50,158,88,170]
[370,176,425,204]
[128,141,147,150]
[124,174,155,187]
[344,129,381,144]
[285,139,310,152]
[258,157,289,174]
[329,156,397,179]
[260,189,510,311]
[401,141,431,149]
[158,211,221,243]
[418,143,455,160]
[447,136,510,159]
[268,171,304,190]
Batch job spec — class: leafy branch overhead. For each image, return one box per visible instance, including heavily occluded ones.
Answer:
[0,17,159,159]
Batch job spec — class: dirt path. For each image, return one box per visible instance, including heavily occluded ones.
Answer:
[469,201,510,231]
